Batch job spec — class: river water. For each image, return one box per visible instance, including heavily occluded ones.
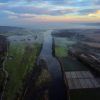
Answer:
[39,30,67,100]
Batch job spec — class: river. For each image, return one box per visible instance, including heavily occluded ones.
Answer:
[39,30,67,100]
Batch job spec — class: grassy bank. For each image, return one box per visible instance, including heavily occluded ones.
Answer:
[22,59,51,100]
[54,37,68,57]
[53,36,82,72]
[4,42,42,100]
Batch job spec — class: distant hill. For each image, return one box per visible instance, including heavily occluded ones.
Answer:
[0,26,23,33]
[0,26,45,36]
[83,23,100,26]
[0,26,32,36]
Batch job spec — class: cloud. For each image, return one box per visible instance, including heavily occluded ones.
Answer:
[0,0,100,28]
[8,15,18,19]
[0,2,78,16]
[94,0,100,5]
[88,10,100,17]
[78,8,98,15]
[0,0,100,16]
[3,10,16,15]
[2,10,36,18]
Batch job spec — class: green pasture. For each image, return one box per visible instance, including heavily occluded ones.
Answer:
[54,37,75,57]
[4,42,41,100]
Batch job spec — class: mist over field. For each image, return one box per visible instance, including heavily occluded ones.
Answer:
[0,0,100,100]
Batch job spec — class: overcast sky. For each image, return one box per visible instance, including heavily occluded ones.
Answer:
[0,0,100,29]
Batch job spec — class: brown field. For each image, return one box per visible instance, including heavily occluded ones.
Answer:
[83,42,100,48]
[86,34,100,42]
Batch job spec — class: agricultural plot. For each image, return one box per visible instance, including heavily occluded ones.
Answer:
[53,36,87,72]
[0,29,52,100]
[4,41,42,100]
[54,37,75,57]
[0,30,44,100]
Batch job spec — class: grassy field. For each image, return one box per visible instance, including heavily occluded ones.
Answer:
[0,29,52,100]
[54,37,75,57]
[34,67,51,100]
[59,57,88,71]
[24,60,51,100]
[53,36,86,72]
[4,39,42,100]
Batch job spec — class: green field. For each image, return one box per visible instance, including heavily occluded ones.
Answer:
[25,60,51,100]
[54,37,83,72]
[0,30,52,100]
[0,29,53,100]
[54,36,89,72]
[3,35,42,100]
[54,37,75,57]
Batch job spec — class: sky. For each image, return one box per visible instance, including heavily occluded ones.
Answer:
[0,0,100,29]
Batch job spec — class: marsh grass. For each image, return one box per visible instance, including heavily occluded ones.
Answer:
[4,42,41,100]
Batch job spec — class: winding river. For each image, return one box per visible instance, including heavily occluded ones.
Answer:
[39,30,66,100]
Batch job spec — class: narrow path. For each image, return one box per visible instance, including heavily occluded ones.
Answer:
[39,30,67,100]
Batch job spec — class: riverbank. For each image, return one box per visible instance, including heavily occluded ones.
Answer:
[52,29,100,100]
[21,59,51,100]
[1,30,44,100]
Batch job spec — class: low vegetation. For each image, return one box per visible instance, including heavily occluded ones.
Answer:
[23,59,51,100]
[54,37,75,57]
[54,37,67,57]
[3,42,42,100]
[53,36,86,72]
[0,27,51,100]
